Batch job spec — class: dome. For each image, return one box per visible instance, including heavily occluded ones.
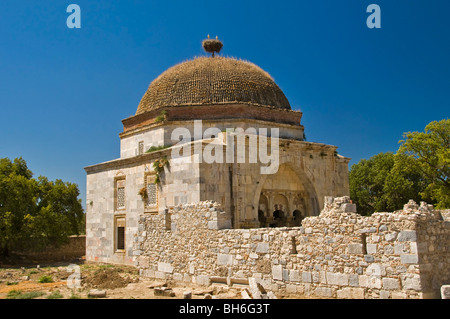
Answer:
[136,57,291,115]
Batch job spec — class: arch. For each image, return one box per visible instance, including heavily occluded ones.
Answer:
[252,162,320,228]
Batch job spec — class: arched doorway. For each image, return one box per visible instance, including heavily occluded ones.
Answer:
[253,164,319,228]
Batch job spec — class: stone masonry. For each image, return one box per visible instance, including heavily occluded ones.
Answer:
[134,197,450,299]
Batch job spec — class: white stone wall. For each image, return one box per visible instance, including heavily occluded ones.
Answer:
[120,127,165,158]
[85,152,202,265]
[119,118,305,159]
[134,198,450,299]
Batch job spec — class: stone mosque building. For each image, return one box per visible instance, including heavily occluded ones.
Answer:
[84,38,350,265]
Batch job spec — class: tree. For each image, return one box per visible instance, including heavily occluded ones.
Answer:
[396,119,450,208]
[0,157,84,256]
[349,119,449,215]
[350,152,394,215]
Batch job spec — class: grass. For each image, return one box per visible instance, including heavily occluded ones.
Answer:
[6,281,18,286]
[6,290,45,299]
[38,275,53,283]
[46,290,63,299]
[154,110,168,123]
[146,145,171,153]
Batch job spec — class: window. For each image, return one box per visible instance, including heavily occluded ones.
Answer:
[145,174,158,210]
[138,141,144,155]
[115,216,126,251]
[116,179,126,210]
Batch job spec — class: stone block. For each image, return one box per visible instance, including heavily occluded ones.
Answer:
[272,265,283,281]
[359,275,369,288]
[217,253,233,265]
[286,284,297,294]
[348,244,364,254]
[314,287,333,298]
[155,271,166,280]
[154,287,175,297]
[441,285,450,299]
[402,276,422,291]
[368,276,382,289]
[337,287,365,299]
[342,203,357,213]
[173,273,183,282]
[391,291,407,299]
[249,253,259,259]
[88,289,107,298]
[282,269,289,281]
[256,242,270,253]
[183,291,192,299]
[400,254,419,264]
[383,278,400,290]
[241,289,252,299]
[349,274,359,287]
[183,273,191,283]
[196,275,211,287]
[302,271,312,283]
[158,262,174,274]
[289,270,300,282]
[326,272,349,286]
[379,290,390,299]
[366,244,377,254]
[248,277,267,299]
[366,263,386,277]
[385,232,397,242]
[397,230,417,242]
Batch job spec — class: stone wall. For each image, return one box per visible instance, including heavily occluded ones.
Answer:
[14,235,86,262]
[134,198,450,299]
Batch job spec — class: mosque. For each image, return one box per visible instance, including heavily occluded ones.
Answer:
[84,38,350,265]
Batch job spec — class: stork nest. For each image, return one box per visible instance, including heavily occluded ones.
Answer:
[202,39,223,56]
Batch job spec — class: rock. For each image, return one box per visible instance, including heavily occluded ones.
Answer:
[248,278,263,299]
[241,288,252,299]
[183,291,192,299]
[88,289,107,298]
[154,286,176,297]
[267,291,278,299]
[441,285,450,299]
[204,293,212,299]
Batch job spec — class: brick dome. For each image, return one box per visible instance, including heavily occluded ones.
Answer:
[136,57,291,115]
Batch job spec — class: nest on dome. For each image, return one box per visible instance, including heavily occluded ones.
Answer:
[202,35,223,57]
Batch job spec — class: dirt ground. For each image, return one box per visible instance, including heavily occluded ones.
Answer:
[0,257,305,300]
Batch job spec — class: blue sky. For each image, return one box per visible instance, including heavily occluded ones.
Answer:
[1,0,449,208]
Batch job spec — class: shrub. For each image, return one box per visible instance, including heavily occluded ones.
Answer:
[7,290,45,299]
[38,275,53,283]
[46,290,63,299]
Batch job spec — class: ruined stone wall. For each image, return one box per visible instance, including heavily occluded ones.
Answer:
[134,198,450,299]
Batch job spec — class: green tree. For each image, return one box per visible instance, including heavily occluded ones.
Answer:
[349,152,395,215]
[0,157,84,256]
[396,119,450,208]
[349,119,449,215]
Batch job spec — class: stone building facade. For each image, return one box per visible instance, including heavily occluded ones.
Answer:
[84,51,350,265]
[134,197,450,299]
